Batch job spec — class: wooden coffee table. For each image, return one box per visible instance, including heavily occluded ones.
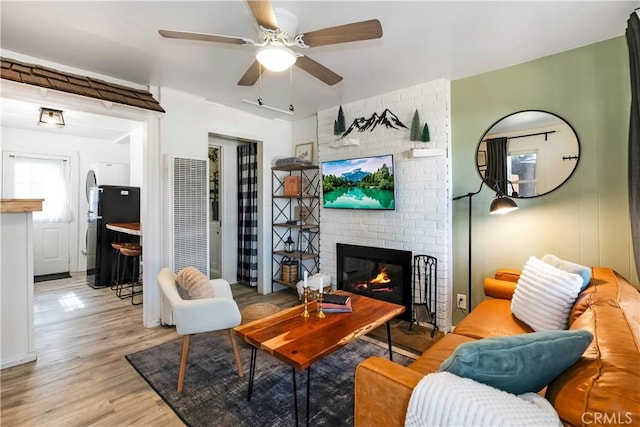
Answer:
[234,291,404,426]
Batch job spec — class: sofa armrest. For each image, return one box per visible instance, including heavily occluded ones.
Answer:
[494,268,521,282]
[484,278,518,300]
[354,356,423,427]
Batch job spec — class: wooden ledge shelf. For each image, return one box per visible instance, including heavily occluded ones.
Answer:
[0,199,44,213]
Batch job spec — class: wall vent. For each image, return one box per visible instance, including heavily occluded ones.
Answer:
[167,155,209,275]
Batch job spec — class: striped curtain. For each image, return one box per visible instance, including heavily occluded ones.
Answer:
[237,143,258,287]
[627,10,640,278]
[485,137,509,193]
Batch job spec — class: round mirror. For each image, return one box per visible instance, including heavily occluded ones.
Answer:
[476,110,580,198]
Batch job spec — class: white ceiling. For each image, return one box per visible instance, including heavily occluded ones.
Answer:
[0,1,637,139]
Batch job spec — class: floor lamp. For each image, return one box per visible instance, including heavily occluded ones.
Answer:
[453,180,518,311]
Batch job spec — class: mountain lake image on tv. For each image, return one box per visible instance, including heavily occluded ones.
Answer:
[321,154,395,210]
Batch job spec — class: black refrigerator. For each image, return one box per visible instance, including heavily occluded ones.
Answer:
[86,185,140,288]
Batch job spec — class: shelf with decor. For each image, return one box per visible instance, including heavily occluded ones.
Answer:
[271,164,320,291]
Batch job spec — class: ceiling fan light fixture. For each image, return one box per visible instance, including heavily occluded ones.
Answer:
[256,43,297,72]
[38,107,65,128]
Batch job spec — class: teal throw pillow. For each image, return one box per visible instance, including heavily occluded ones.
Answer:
[438,330,593,395]
[542,254,591,291]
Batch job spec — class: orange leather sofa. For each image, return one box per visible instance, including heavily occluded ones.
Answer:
[354,267,640,426]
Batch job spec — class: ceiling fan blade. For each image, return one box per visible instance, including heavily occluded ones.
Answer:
[246,0,278,30]
[237,60,263,86]
[295,56,343,86]
[300,19,383,47]
[158,29,251,45]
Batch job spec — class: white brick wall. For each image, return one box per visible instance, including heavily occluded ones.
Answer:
[317,79,452,332]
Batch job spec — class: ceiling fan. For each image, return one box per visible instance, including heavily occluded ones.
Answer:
[158,0,383,87]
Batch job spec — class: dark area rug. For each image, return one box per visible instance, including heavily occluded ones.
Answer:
[126,330,413,427]
[34,272,71,282]
[367,318,444,355]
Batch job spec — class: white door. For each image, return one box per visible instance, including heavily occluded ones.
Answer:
[210,221,221,279]
[32,222,70,276]
[208,137,240,283]
[2,153,71,276]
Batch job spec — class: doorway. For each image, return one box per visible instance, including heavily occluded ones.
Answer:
[208,145,222,279]
[208,134,260,286]
[2,152,72,278]
[209,135,239,283]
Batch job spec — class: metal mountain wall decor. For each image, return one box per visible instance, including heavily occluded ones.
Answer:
[340,108,408,139]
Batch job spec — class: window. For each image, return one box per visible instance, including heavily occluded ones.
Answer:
[8,155,70,222]
[508,152,537,197]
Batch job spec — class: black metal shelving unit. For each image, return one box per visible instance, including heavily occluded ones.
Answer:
[271,164,320,291]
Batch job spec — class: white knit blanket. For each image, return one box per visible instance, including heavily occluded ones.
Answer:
[405,372,561,427]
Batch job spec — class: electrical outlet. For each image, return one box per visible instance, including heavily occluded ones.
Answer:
[456,293,467,310]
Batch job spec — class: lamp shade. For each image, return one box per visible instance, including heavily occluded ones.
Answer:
[490,195,519,215]
[256,43,297,72]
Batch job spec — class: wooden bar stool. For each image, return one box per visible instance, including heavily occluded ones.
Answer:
[117,244,143,305]
[110,242,135,291]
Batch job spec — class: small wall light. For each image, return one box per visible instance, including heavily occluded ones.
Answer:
[38,108,65,128]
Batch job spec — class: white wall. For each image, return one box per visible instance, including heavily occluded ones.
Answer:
[317,79,452,331]
[157,87,208,282]
[129,127,144,187]
[0,127,130,273]
[153,88,299,295]
[293,115,318,163]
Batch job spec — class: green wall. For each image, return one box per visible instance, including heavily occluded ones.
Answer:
[451,36,635,325]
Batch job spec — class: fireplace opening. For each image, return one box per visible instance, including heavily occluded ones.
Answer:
[337,243,412,321]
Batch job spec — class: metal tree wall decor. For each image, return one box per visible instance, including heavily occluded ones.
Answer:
[410,110,421,141]
[340,108,408,139]
[409,109,431,142]
[422,122,430,142]
[334,106,346,135]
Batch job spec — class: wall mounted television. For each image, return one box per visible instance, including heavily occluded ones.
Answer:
[321,154,395,210]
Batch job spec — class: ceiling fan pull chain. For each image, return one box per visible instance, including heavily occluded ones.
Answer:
[258,63,264,106]
[289,67,295,112]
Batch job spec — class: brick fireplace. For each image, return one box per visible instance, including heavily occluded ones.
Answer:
[317,78,451,332]
[337,243,412,321]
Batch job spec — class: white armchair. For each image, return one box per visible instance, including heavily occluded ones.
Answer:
[156,267,243,393]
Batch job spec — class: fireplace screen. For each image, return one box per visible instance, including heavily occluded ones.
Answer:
[337,243,412,321]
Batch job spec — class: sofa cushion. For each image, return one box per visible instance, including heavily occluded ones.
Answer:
[453,298,533,339]
[176,267,215,299]
[438,330,593,395]
[545,268,640,427]
[408,333,476,375]
[405,372,561,427]
[542,254,591,291]
[511,256,583,331]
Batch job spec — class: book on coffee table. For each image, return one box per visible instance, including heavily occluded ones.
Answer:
[323,299,352,313]
[323,294,350,306]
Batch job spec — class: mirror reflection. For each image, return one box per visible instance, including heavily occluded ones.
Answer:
[476,110,580,198]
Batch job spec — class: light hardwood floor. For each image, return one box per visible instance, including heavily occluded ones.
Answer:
[1,273,299,426]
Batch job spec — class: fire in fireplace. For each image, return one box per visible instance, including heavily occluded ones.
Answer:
[337,243,412,321]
